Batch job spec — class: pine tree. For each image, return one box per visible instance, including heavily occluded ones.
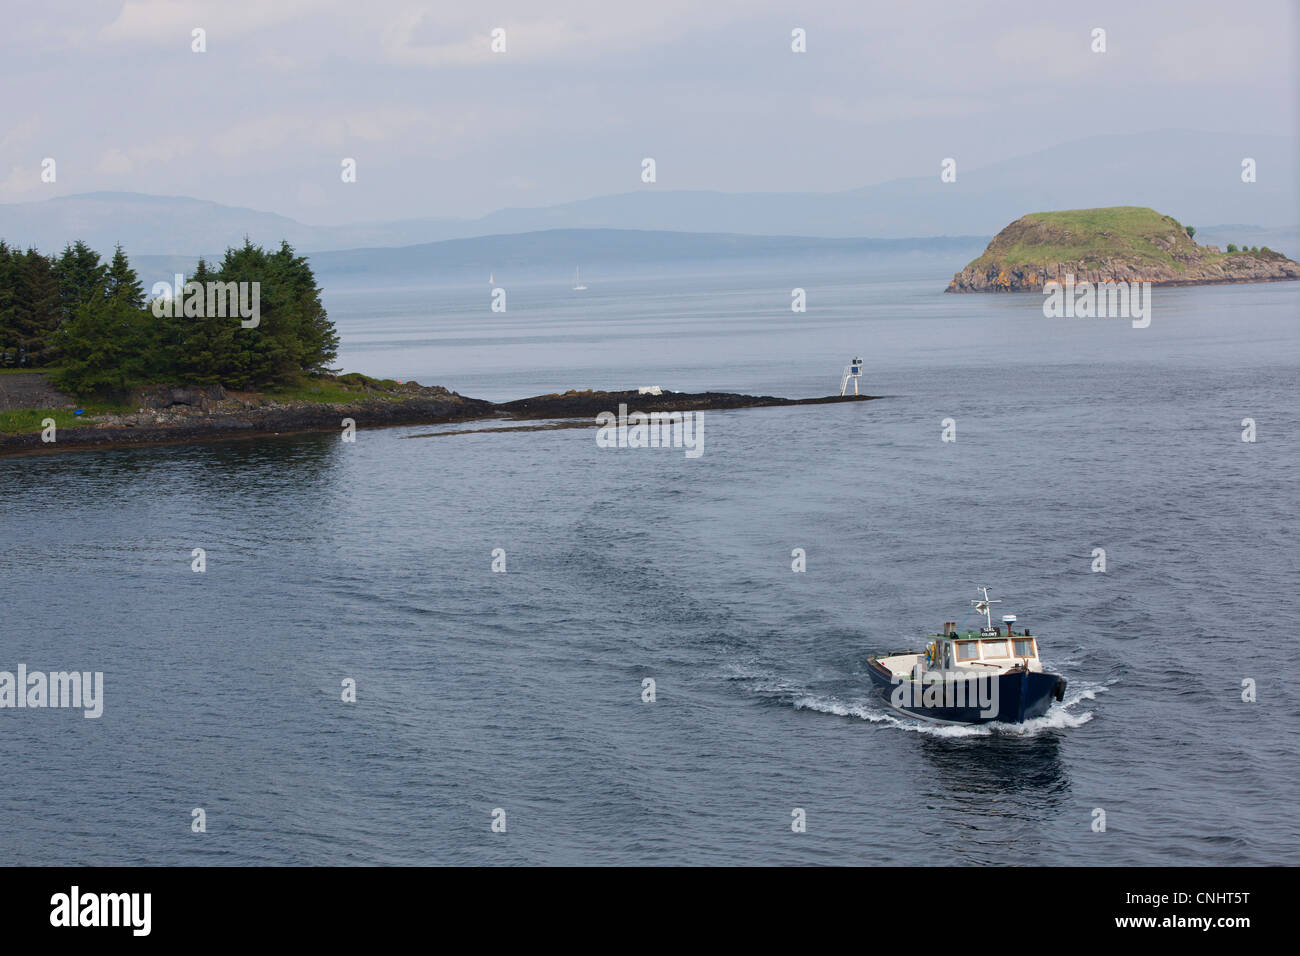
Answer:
[54,241,106,324]
[212,240,283,388]
[13,250,62,365]
[0,241,16,365]
[104,244,144,309]
[36,236,341,393]
[51,285,140,395]
[178,258,239,386]
[274,241,338,375]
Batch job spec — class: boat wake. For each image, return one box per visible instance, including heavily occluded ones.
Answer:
[791,681,1107,737]
[721,660,1112,738]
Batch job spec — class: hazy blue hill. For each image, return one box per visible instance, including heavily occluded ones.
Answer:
[2,131,1293,257]
[0,191,319,256]
[306,229,988,282]
[846,129,1298,237]
[408,129,1298,243]
[131,229,990,287]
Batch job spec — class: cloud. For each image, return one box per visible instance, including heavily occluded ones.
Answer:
[378,0,768,67]
[100,0,336,45]
[0,0,1292,223]
[97,148,135,175]
[0,164,50,202]
[0,117,41,158]
[811,92,997,126]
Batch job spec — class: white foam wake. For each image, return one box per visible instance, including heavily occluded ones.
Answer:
[793,680,1106,738]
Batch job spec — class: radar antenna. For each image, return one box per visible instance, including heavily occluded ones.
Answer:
[971,586,1002,633]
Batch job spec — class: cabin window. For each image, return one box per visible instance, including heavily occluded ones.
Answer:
[1014,639,1036,658]
[956,641,980,661]
[981,640,1008,658]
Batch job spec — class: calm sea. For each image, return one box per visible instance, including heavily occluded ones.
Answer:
[2,255,1297,864]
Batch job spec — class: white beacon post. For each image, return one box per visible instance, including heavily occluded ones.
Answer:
[840,356,863,396]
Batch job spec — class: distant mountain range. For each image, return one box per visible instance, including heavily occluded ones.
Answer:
[0,130,1293,258]
[130,229,990,288]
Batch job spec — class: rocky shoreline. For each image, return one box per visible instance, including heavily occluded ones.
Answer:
[947,253,1300,292]
[0,378,874,456]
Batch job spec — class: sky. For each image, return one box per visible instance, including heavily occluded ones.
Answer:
[1,0,1297,225]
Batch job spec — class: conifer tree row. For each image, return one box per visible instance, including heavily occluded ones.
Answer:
[0,239,339,396]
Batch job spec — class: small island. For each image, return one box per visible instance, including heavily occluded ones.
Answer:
[946,206,1300,292]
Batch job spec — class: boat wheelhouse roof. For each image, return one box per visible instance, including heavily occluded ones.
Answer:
[932,633,1039,661]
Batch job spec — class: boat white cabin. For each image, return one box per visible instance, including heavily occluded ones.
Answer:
[867,587,1065,724]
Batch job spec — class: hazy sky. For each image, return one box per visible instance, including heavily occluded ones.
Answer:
[2,0,1296,224]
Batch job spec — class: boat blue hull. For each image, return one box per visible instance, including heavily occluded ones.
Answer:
[868,658,1065,725]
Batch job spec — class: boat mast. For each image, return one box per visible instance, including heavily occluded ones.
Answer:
[971,586,1001,632]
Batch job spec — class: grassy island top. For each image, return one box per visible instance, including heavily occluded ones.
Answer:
[968,206,1278,272]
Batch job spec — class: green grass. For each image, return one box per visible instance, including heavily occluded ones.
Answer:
[0,371,414,431]
[2,408,86,434]
[0,399,133,433]
[969,206,1222,273]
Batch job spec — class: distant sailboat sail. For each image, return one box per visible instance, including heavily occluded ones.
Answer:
[489,271,494,285]
[572,267,587,291]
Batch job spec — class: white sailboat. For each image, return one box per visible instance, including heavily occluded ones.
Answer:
[572,267,587,291]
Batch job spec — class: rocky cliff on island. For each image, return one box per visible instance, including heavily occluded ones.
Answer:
[946,206,1300,292]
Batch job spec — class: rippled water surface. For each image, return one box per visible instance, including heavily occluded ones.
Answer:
[2,260,1297,864]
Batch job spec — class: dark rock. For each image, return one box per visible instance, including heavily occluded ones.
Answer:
[136,384,227,409]
[1,382,870,457]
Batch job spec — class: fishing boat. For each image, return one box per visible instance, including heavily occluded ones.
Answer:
[867,588,1067,725]
[572,266,587,291]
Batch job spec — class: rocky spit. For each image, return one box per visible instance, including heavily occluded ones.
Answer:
[0,378,874,456]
